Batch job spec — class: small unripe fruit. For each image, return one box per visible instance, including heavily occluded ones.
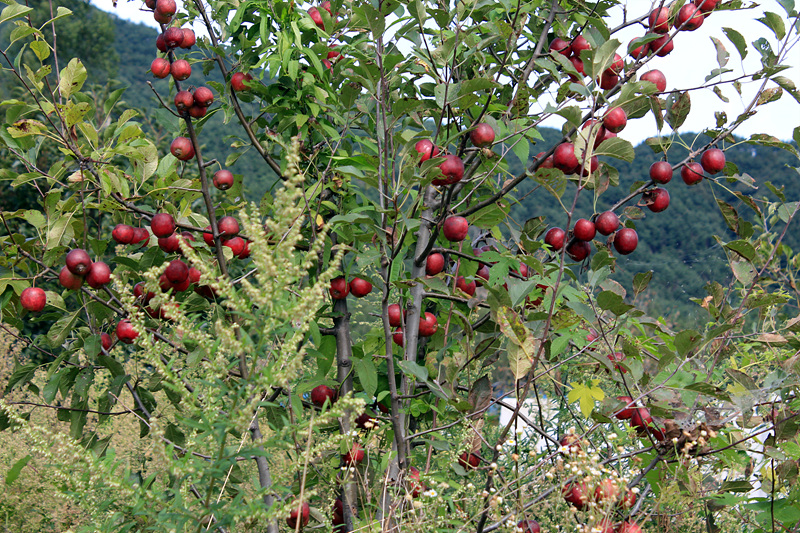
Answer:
[86,261,111,289]
[595,211,619,236]
[349,277,373,297]
[150,213,175,238]
[150,57,171,79]
[170,59,192,81]
[470,123,495,148]
[66,248,92,276]
[544,227,566,250]
[613,228,638,255]
[112,224,135,244]
[425,253,445,275]
[573,218,596,241]
[231,72,253,91]
[442,216,469,242]
[193,86,214,107]
[170,136,195,161]
[59,266,84,290]
[20,287,46,312]
[701,148,726,174]
[213,170,234,190]
[681,162,704,185]
[649,161,673,184]
[329,277,349,299]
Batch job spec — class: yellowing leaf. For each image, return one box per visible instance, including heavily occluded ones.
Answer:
[567,380,605,418]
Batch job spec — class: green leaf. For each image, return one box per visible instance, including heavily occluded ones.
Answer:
[665,91,691,130]
[632,271,653,297]
[398,360,428,382]
[355,356,378,398]
[47,308,80,348]
[596,291,633,316]
[594,137,634,162]
[674,329,702,357]
[58,58,87,99]
[5,455,31,485]
[758,12,786,40]
[774,76,800,104]
[567,380,605,418]
[716,200,739,234]
[722,27,747,60]
[29,40,50,62]
[497,307,536,380]
[5,363,37,393]
[0,1,32,24]
[724,240,756,261]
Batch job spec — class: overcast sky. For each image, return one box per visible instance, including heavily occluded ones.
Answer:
[92,0,799,145]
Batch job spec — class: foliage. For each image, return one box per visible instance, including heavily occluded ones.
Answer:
[1,0,800,532]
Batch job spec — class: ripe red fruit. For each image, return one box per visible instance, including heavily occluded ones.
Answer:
[20,287,46,312]
[544,227,566,250]
[443,216,469,242]
[327,47,342,61]
[562,481,589,509]
[155,0,176,17]
[618,522,642,533]
[608,53,624,74]
[649,161,673,184]
[517,520,541,533]
[470,123,495,147]
[392,327,404,346]
[595,211,619,236]
[213,169,234,190]
[218,216,240,236]
[188,105,207,119]
[630,40,649,60]
[116,319,138,344]
[86,261,111,289]
[425,253,445,276]
[158,234,180,253]
[650,34,674,57]
[607,351,627,373]
[433,155,465,185]
[641,69,667,92]
[343,443,365,465]
[308,6,325,29]
[66,249,92,276]
[170,59,192,81]
[150,213,175,238]
[455,276,476,296]
[165,259,189,284]
[112,224,134,244]
[701,148,726,174]
[419,312,439,337]
[415,139,440,162]
[202,226,215,246]
[238,241,252,259]
[174,90,194,114]
[180,28,196,48]
[59,266,84,290]
[349,277,373,297]
[553,143,579,173]
[676,4,704,31]
[188,267,201,284]
[566,240,591,261]
[355,412,374,429]
[150,57,171,78]
[388,303,403,327]
[615,396,635,420]
[569,56,585,77]
[595,478,619,503]
[603,107,627,134]
[101,332,113,351]
[649,7,670,33]
[153,9,172,24]
[231,72,253,91]
[193,86,214,107]
[646,187,670,213]
[549,37,571,56]
[694,0,718,13]
[630,407,653,434]
[613,228,638,255]
[311,384,337,407]
[573,218,596,241]
[621,488,637,508]
[458,452,480,469]
[681,162,704,185]
[286,501,310,529]
[132,227,150,245]
[223,236,246,256]
[536,152,554,168]
[163,26,184,48]
[407,466,424,497]
[155,32,167,51]
[170,136,195,161]
[571,35,591,56]
[329,277,349,299]
[598,71,619,90]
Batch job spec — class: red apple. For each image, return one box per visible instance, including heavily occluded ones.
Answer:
[59,266,84,290]
[630,407,653,434]
[470,123,495,147]
[388,303,403,327]
[20,287,46,312]
[613,228,638,255]
[286,501,310,529]
[573,218,596,241]
[132,227,150,245]
[649,161,673,184]
[150,213,175,238]
[641,69,667,92]
[426,253,445,275]
[355,412,374,429]
[311,384,337,407]
[231,72,253,91]
[433,155,465,185]
[165,259,189,284]
[594,478,619,503]
[213,169,234,190]
[608,53,624,74]
[66,248,92,276]
[553,143,578,173]
[170,59,192,81]
[681,162,704,185]
[174,90,194,114]
[517,520,541,533]
[415,139,440,162]
[153,10,172,24]
[571,35,591,56]
[180,28,196,48]
[598,71,619,90]
[549,37,571,56]
[112,224,134,244]
[455,276,476,296]
[329,277,349,299]
[349,277,373,297]
[630,39,649,59]
[155,0,176,17]
[701,148,726,174]
[155,31,167,51]
[566,240,591,261]
[308,6,325,29]
[419,312,438,337]
[158,234,180,253]
[392,327,404,346]
[86,261,111,289]
[694,0,718,13]
[151,57,171,78]
[544,227,566,250]
[188,105,207,119]
[618,522,642,533]
[615,396,635,420]
[443,216,469,242]
[676,4,704,31]
[646,187,670,212]
[648,7,670,33]
[343,443,365,465]
[170,136,195,161]
[594,211,619,236]
[101,332,113,351]
[458,452,480,469]
[218,215,240,236]
[603,107,627,134]
[650,34,674,57]
[163,26,184,48]
[116,319,138,344]
[193,86,214,107]
[562,481,589,509]
[407,466,424,497]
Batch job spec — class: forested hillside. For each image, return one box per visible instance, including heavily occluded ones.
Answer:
[2,0,797,324]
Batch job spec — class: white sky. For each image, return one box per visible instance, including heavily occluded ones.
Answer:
[92,0,799,145]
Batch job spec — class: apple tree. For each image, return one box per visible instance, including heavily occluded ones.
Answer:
[1,0,800,531]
